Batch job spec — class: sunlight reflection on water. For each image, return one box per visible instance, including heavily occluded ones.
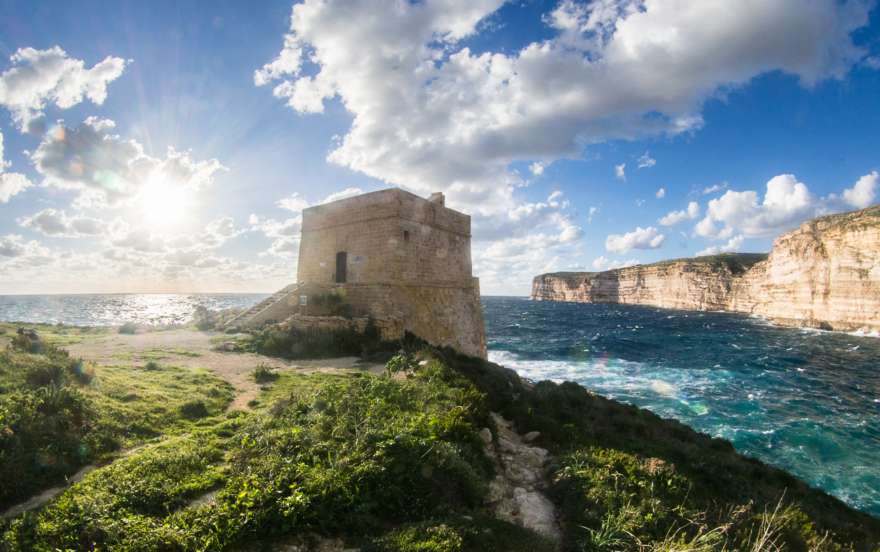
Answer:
[0,293,267,327]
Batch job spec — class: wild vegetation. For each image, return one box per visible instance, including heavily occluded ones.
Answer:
[309,291,354,318]
[246,318,395,360]
[1,323,878,551]
[0,334,104,510]
[0,324,234,514]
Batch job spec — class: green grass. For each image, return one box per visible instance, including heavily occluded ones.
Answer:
[0,332,234,514]
[251,364,279,384]
[539,252,769,281]
[0,342,108,510]
[2,355,503,550]
[363,515,556,552]
[80,363,234,446]
[0,322,108,347]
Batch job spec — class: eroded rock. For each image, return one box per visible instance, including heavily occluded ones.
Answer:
[531,205,880,332]
[482,412,561,541]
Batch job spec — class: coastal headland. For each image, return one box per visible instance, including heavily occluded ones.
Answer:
[533,205,880,333]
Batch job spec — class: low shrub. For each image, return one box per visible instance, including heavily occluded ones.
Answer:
[0,383,103,509]
[118,322,138,335]
[10,329,43,354]
[364,516,556,552]
[252,364,279,383]
[311,292,354,318]
[65,358,95,385]
[385,352,417,376]
[179,400,210,420]
[24,362,65,387]
[249,321,392,360]
[144,360,161,371]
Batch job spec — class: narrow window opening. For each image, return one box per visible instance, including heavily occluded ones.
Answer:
[403,230,410,242]
[335,251,347,283]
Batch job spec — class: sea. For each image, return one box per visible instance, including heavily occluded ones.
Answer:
[0,293,877,517]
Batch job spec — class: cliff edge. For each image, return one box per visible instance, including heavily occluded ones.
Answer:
[532,205,880,332]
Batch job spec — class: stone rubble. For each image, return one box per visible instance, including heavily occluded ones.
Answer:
[482,413,561,541]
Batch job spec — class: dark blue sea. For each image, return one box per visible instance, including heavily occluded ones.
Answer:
[0,293,877,516]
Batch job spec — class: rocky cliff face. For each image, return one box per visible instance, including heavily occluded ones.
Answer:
[532,206,880,332]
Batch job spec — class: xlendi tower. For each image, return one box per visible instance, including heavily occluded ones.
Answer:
[231,188,487,359]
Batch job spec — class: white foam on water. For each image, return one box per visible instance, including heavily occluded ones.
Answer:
[488,349,725,420]
[849,327,880,338]
[650,380,677,397]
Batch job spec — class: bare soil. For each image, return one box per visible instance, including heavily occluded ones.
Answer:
[67,329,384,410]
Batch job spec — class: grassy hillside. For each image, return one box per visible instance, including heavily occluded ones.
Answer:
[0,324,234,514]
[1,325,878,551]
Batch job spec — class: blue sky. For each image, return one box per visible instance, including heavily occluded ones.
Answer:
[0,0,878,295]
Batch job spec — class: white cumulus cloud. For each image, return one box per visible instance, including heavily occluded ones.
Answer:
[702,182,729,195]
[638,151,656,169]
[659,201,700,226]
[31,118,226,206]
[695,174,818,238]
[592,255,639,270]
[655,187,666,199]
[841,171,878,209]
[696,235,745,256]
[0,131,33,203]
[606,225,665,253]
[257,0,871,207]
[18,208,106,237]
[587,206,598,223]
[0,172,31,204]
[0,46,128,131]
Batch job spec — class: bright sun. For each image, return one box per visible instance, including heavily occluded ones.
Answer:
[138,176,190,230]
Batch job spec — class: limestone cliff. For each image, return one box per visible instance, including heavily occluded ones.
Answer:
[532,205,880,332]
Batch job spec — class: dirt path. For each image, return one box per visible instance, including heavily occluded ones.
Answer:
[1,464,96,519]
[67,329,384,410]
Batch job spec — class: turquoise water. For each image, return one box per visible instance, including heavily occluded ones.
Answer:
[0,293,877,516]
[483,296,880,517]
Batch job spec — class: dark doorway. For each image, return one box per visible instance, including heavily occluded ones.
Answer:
[335,251,347,283]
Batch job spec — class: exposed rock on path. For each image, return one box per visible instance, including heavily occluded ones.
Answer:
[482,412,561,542]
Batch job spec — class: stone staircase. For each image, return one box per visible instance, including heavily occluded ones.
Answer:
[225,283,300,330]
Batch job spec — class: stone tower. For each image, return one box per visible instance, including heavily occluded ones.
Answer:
[296,188,487,358]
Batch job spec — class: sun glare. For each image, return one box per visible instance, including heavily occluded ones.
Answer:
[138,176,190,230]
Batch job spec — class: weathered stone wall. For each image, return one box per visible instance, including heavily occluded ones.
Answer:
[298,188,472,286]
[279,314,369,334]
[295,188,487,358]
[312,280,486,358]
[531,206,880,332]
